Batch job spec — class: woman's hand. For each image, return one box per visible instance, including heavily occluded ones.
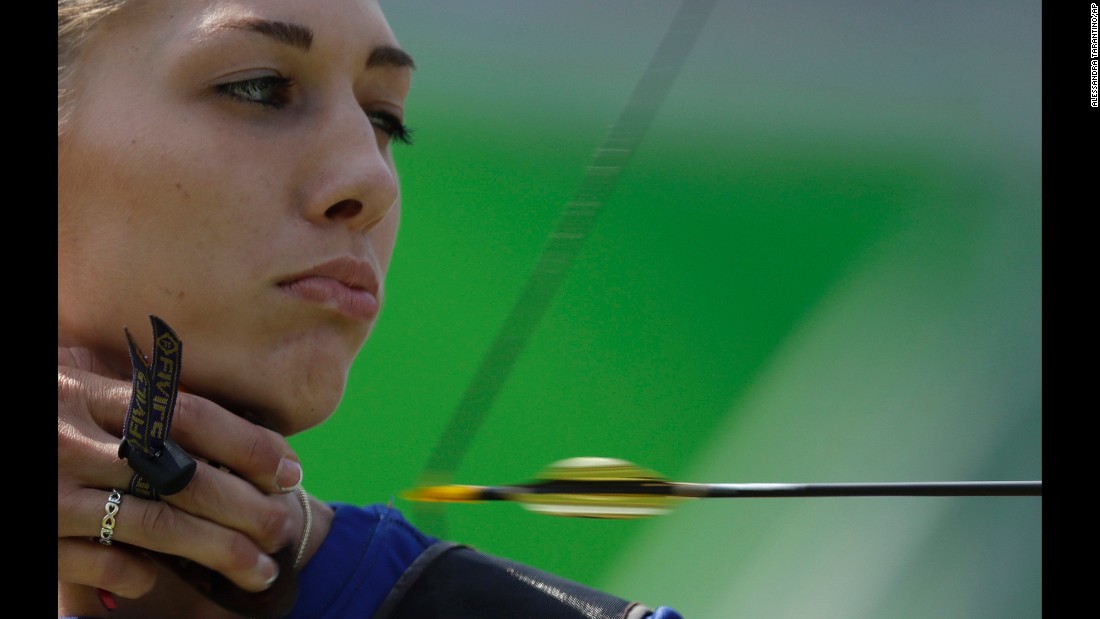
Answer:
[58,346,305,600]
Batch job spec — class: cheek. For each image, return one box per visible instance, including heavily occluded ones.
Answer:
[64,81,284,253]
[59,126,174,334]
[59,117,276,350]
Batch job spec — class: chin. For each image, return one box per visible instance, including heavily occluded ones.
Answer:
[199,372,348,436]
[186,345,355,437]
[273,376,348,436]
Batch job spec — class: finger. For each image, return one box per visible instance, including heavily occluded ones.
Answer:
[58,408,128,482]
[167,392,302,494]
[59,435,295,555]
[59,445,294,589]
[163,460,298,554]
[61,371,298,556]
[60,360,293,593]
[59,364,130,438]
[60,489,282,593]
[61,363,302,496]
[58,538,157,599]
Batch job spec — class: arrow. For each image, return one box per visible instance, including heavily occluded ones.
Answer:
[402,457,1043,519]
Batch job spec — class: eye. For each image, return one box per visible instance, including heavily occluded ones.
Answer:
[366,110,414,146]
[216,76,294,108]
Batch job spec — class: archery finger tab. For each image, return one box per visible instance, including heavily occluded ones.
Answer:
[118,316,197,497]
[120,439,197,496]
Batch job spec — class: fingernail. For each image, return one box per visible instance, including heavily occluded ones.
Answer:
[258,554,279,590]
[276,457,302,493]
[98,588,117,611]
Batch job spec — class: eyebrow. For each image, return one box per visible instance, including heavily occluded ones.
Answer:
[220,18,313,50]
[368,45,417,70]
[213,18,416,70]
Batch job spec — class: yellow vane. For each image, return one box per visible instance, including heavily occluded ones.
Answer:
[402,457,684,519]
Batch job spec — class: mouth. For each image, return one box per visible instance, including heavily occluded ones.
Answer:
[278,257,381,322]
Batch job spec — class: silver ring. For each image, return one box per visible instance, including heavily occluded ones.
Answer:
[99,489,123,546]
[293,485,313,571]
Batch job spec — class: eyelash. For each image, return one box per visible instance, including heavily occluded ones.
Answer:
[215,76,414,146]
[367,111,414,146]
[217,75,293,108]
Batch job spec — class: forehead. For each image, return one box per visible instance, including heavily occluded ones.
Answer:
[102,0,398,53]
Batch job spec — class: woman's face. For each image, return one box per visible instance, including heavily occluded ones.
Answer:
[58,0,413,434]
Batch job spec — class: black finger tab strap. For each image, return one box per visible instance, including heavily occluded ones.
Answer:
[117,315,196,498]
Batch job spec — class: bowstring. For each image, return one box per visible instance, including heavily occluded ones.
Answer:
[410,0,719,537]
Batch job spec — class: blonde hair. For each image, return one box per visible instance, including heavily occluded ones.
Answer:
[58,0,129,131]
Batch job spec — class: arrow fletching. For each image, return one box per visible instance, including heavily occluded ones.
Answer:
[517,457,684,518]
[401,457,683,519]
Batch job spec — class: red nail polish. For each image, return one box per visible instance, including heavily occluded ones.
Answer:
[98,588,117,611]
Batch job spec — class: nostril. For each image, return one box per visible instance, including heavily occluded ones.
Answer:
[324,199,363,221]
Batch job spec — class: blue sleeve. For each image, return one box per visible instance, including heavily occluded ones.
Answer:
[285,503,438,619]
[284,503,682,618]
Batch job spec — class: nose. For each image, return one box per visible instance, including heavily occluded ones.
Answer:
[300,100,399,232]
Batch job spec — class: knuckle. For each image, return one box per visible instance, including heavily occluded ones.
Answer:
[57,418,83,451]
[56,486,84,528]
[57,418,107,470]
[57,370,83,401]
[219,531,261,573]
[239,429,280,477]
[95,551,156,598]
[255,500,292,546]
[167,393,201,443]
[242,430,268,468]
[140,502,179,538]
[183,463,214,499]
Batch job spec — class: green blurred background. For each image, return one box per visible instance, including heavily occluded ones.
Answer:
[291,1,1041,617]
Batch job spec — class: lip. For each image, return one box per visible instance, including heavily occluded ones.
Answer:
[278,257,381,322]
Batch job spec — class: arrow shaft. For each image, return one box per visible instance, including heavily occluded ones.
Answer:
[687,481,1043,498]
[480,480,1043,500]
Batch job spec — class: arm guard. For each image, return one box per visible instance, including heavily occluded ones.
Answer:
[374,542,673,619]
